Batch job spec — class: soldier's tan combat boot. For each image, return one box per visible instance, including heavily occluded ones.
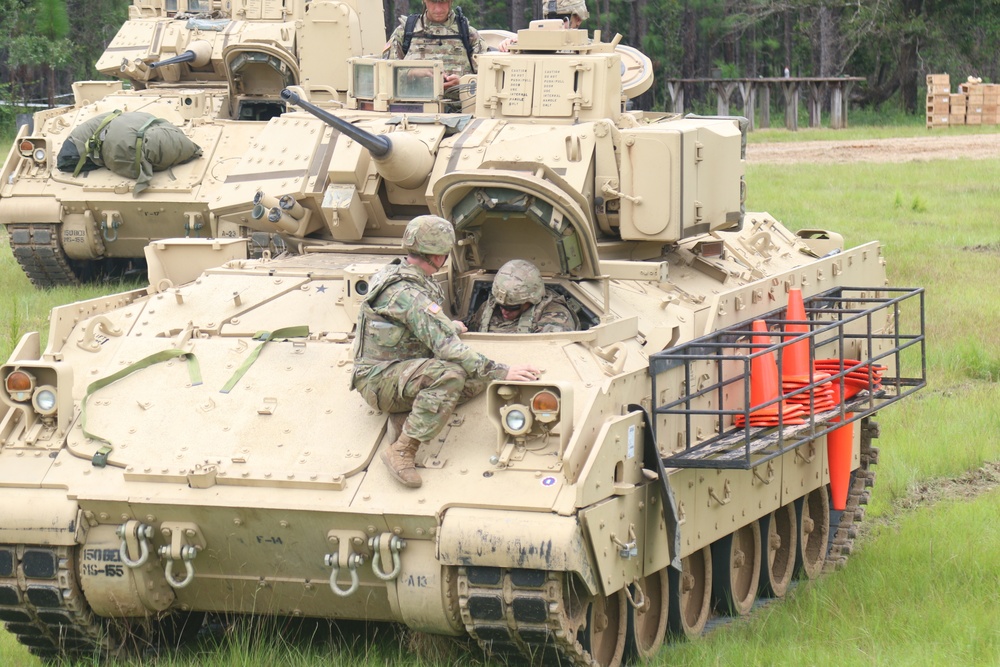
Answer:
[381,434,422,488]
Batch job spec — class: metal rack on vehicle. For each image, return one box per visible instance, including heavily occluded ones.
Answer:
[650,286,926,470]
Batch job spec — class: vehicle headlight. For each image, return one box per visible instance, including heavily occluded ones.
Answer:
[5,370,36,402]
[501,404,533,436]
[33,147,46,163]
[530,390,560,424]
[32,386,58,416]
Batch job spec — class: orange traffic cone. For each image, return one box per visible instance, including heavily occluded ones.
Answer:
[735,320,807,427]
[780,288,835,412]
[827,415,854,511]
[781,288,811,381]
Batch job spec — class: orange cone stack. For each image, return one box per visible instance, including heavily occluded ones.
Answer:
[813,358,886,400]
[734,320,807,428]
[780,289,835,412]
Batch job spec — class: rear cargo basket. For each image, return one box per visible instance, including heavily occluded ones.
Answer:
[650,286,925,470]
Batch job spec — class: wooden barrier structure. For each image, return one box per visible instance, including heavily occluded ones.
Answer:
[662,77,865,131]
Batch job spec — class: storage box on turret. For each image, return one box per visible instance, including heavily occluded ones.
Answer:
[926,73,950,95]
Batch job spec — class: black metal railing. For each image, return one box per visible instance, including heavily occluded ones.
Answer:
[649,287,926,470]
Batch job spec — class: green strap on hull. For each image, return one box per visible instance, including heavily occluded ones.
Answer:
[220,326,310,394]
[82,348,201,467]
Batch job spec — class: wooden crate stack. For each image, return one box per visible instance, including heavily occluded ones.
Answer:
[959,80,1000,125]
[927,73,1000,128]
[926,74,951,128]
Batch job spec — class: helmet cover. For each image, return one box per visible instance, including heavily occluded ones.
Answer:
[492,259,545,306]
[545,0,589,20]
[402,215,455,255]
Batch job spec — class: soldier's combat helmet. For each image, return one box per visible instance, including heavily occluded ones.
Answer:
[402,215,455,255]
[492,259,545,307]
[544,0,589,21]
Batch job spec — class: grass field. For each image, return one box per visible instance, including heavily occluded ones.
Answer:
[1,126,999,666]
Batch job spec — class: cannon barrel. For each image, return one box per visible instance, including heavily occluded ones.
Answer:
[281,88,391,159]
[149,50,199,69]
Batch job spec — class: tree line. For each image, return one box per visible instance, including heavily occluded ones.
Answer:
[3,0,999,117]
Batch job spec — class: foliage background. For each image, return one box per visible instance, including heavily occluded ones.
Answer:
[4,0,1000,113]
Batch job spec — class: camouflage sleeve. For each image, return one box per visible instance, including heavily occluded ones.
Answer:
[467,26,487,55]
[387,285,508,380]
[382,24,405,59]
[465,301,489,332]
[535,299,577,333]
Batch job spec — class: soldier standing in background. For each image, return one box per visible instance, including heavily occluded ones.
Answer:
[468,259,580,334]
[351,216,540,489]
[382,0,487,94]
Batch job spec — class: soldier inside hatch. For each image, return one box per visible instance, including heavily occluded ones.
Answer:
[467,259,580,334]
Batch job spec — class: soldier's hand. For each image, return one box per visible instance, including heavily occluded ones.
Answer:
[505,364,541,382]
[452,320,468,334]
[443,74,460,91]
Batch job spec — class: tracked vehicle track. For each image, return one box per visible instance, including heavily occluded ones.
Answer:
[7,223,84,288]
[459,566,598,666]
[457,418,880,666]
[0,544,110,659]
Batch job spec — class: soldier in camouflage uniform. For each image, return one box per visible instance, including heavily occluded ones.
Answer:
[351,216,539,488]
[382,0,487,95]
[468,260,580,334]
[499,0,590,52]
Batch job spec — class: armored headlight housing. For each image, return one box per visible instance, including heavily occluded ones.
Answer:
[500,404,533,437]
[5,370,36,402]
[530,390,560,423]
[32,386,58,416]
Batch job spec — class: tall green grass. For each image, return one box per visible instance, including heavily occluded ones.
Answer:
[1,136,999,666]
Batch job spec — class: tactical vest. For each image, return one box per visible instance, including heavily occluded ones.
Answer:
[478,291,578,333]
[354,261,438,366]
[401,7,476,74]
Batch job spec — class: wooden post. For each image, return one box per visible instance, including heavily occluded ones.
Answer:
[780,81,799,131]
[738,81,756,130]
[807,82,824,128]
[665,80,685,114]
[759,83,771,129]
[713,81,739,116]
[829,81,845,129]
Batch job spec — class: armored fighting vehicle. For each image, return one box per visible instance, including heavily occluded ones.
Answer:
[0,0,385,287]
[0,21,924,667]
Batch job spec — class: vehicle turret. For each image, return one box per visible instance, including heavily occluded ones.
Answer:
[211,26,739,283]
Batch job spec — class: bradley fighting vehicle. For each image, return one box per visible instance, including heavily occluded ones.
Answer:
[0,20,925,667]
[0,0,385,287]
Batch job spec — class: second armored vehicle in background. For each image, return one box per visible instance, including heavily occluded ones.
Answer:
[0,0,385,287]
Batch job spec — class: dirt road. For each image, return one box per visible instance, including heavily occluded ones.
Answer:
[746,131,1000,164]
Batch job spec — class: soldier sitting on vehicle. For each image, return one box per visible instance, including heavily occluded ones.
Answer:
[350,216,539,489]
[467,259,580,334]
